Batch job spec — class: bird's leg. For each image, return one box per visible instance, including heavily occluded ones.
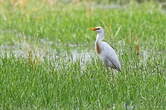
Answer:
[105,67,110,79]
[105,66,112,82]
[105,66,116,82]
[106,67,115,82]
[111,69,115,82]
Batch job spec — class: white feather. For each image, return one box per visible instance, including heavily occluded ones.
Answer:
[99,41,121,71]
[93,26,121,71]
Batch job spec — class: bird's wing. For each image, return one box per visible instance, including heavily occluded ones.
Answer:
[102,42,121,71]
[106,55,121,72]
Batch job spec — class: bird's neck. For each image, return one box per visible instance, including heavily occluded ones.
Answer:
[96,32,104,43]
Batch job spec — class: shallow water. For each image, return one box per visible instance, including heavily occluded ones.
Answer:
[0,38,95,65]
[0,31,164,69]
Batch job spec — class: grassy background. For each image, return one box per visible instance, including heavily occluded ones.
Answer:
[0,0,166,110]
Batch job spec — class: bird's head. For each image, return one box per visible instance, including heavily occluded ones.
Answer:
[90,26,104,33]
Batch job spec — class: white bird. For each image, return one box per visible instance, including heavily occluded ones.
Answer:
[90,26,121,72]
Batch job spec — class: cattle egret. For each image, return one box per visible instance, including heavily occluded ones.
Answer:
[90,26,121,72]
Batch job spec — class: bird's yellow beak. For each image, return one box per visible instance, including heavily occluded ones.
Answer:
[90,27,97,31]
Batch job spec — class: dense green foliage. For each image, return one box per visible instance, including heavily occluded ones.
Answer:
[0,1,165,110]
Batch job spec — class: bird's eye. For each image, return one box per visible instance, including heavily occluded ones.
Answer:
[96,28,100,30]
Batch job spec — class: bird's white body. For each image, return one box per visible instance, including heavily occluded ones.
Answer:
[96,41,121,71]
[91,26,121,71]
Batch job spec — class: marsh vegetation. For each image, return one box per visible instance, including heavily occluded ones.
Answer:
[0,0,165,109]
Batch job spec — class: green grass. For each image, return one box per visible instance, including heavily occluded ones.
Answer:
[0,1,166,110]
